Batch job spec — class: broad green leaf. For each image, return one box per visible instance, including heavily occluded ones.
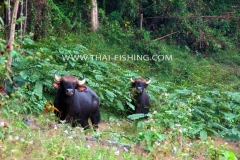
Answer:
[231,128,239,135]
[34,81,43,99]
[22,38,35,46]
[20,71,28,79]
[95,75,104,81]
[126,102,135,110]
[224,91,240,103]
[200,130,208,140]
[175,89,193,94]
[155,133,166,141]
[127,113,145,120]
[69,60,76,67]
[10,50,17,58]
[0,56,5,64]
[222,150,238,160]
[105,90,116,98]
[116,100,124,110]
[146,145,153,151]
[144,134,152,142]
[137,121,144,128]
[5,73,13,83]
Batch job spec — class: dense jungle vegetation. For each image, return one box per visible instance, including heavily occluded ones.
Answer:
[0,0,239,159]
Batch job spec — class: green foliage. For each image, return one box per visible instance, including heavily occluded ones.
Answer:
[0,1,240,158]
[0,39,7,82]
[100,20,134,44]
[26,0,90,39]
[201,138,238,160]
[124,83,239,155]
[127,114,146,120]
[108,11,123,22]
[1,25,239,141]
[1,31,239,139]
[107,0,240,54]
[0,17,3,30]
[151,84,240,140]
[0,35,140,115]
[2,0,239,54]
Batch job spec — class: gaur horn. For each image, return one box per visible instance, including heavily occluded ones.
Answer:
[130,77,135,83]
[78,73,86,85]
[146,78,151,84]
[54,71,61,82]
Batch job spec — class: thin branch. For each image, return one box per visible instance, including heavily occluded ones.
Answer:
[152,31,179,41]
[144,15,239,20]
[85,136,131,151]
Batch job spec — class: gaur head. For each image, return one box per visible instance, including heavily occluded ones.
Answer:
[130,77,151,93]
[52,72,87,96]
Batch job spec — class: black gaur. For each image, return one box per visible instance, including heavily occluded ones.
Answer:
[52,72,100,130]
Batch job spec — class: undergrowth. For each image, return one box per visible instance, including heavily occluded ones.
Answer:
[0,112,238,159]
[0,29,239,159]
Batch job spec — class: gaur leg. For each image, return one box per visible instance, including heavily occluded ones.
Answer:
[143,106,149,114]
[135,104,142,114]
[80,119,90,130]
[90,110,101,131]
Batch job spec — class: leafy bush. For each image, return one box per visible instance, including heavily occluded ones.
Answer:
[1,29,239,147]
[150,84,240,140]
[126,84,239,155]
[1,36,144,115]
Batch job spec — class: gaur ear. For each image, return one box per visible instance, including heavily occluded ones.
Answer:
[77,85,87,92]
[52,82,60,89]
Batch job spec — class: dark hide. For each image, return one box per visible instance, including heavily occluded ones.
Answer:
[53,75,100,130]
[130,78,150,114]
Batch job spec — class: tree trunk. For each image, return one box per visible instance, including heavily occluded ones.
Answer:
[7,0,19,67]
[7,0,11,25]
[140,14,143,30]
[5,0,12,41]
[4,0,20,91]
[90,0,99,31]
[23,0,28,41]
[20,1,23,43]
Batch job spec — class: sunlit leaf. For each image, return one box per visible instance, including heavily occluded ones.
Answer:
[20,71,28,79]
[200,130,208,140]
[126,102,135,110]
[127,113,146,120]
[175,89,193,94]
[34,81,43,99]
[116,100,124,110]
